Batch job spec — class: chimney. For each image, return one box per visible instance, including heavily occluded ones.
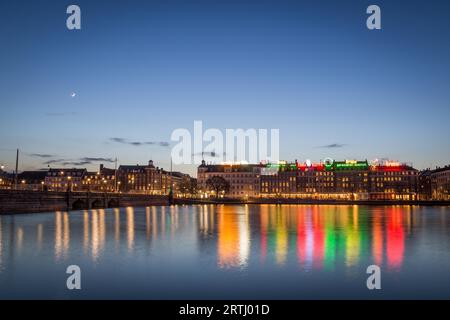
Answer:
[99,164,104,171]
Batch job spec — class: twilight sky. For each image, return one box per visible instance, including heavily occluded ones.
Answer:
[1,0,449,176]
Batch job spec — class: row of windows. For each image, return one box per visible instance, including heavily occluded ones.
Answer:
[48,172,84,177]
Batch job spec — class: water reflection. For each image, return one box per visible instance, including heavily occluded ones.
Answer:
[386,208,404,270]
[0,205,450,299]
[37,223,43,252]
[0,205,443,272]
[126,207,134,251]
[214,205,411,271]
[54,211,71,260]
[217,206,250,268]
[114,208,120,244]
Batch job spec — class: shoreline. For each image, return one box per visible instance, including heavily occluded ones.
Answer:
[1,189,449,215]
[175,198,450,207]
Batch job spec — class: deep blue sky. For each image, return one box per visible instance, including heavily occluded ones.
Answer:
[1,0,449,175]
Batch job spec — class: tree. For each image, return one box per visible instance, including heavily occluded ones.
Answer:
[179,178,198,197]
[205,176,230,199]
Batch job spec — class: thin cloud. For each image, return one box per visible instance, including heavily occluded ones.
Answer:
[316,143,347,149]
[80,157,115,163]
[62,161,91,166]
[43,159,67,165]
[111,138,126,143]
[43,157,115,166]
[29,153,55,158]
[110,138,170,147]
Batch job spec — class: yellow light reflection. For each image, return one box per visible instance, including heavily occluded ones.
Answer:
[63,212,70,257]
[16,227,24,252]
[99,209,106,249]
[114,208,120,244]
[37,223,43,251]
[146,207,151,240]
[55,211,62,260]
[91,210,99,261]
[152,207,157,240]
[126,207,135,250]
[83,210,89,254]
[217,206,250,269]
[345,207,360,267]
[275,210,288,265]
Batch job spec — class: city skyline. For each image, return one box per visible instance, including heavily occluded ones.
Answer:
[0,148,445,177]
[1,0,450,177]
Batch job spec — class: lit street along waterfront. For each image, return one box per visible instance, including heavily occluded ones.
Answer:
[0,205,450,299]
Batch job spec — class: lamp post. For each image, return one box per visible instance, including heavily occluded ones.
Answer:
[114,157,118,193]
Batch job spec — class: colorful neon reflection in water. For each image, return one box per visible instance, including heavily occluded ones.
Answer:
[216,205,407,271]
[1,205,450,299]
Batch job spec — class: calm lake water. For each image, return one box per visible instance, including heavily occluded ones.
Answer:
[0,205,449,299]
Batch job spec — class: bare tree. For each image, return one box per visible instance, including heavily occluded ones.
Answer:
[206,176,230,199]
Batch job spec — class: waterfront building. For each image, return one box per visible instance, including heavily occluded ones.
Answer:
[17,171,47,191]
[260,162,297,196]
[45,168,87,192]
[200,159,419,200]
[170,171,193,196]
[0,169,13,189]
[430,165,450,200]
[197,160,261,198]
[368,161,418,200]
[81,164,117,192]
[117,160,174,195]
[260,160,370,200]
[418,169,433,200]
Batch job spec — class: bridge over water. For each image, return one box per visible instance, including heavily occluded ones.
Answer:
[0,190,169,214]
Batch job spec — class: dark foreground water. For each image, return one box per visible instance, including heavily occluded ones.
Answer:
[0,205,449,299]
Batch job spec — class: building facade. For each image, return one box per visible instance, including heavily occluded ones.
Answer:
[0,169,13,190]
[199,159,419,200]
[430,166,450,200]
[81,164,117,192]
[45,168,87,192]
[17,171,48,191]
[368,162,418,200]
[197,160,261,198]
[418,169,432,200]
[117,160,174,195]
